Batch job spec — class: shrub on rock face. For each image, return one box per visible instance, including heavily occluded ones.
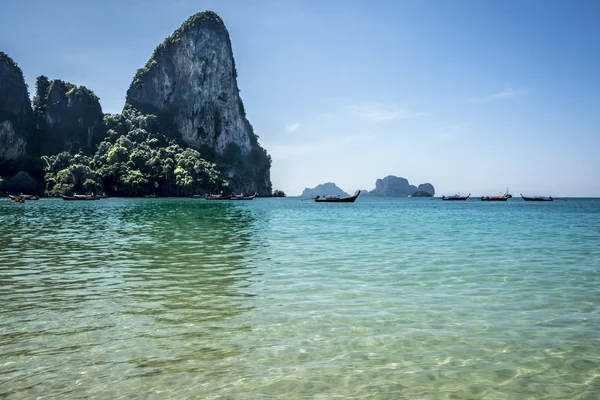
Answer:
[272,189,286,197]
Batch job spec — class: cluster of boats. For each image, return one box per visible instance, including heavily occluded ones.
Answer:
[442,194,553,202]
[6,188,554,203]
[442,190,553,202]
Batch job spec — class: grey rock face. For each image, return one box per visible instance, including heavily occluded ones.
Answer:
[369,176,416,197]
[301,182,350,198]
[125,11,271,195]
[417,183,435,196]
[368,175,435,197]
[0,52,31,160]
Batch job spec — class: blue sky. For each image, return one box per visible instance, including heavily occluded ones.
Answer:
[1,0,599,196]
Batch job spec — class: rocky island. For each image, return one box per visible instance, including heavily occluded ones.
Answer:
[364,176,435,197]
[0,11,272,197]
[301,182,349,198]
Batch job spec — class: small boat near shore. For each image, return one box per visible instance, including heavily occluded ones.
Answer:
[204,194,231,200]
[442,193,470,201]
[315,191,361,203]
[229,193,258,201]
[60,194,102,201]
[9,194,39,200]
[11,196,25,203]
[521,194,553,202]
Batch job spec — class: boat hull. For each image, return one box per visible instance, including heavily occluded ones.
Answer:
[520,194,553,202]
[9,194,39,200]
[315,191,360,203]
[481,196,509,201]
[229,194,258,201]
[60,195,102,201]
[442,194,470,201]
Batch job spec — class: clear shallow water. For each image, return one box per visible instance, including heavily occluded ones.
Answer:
[1,196,600,399]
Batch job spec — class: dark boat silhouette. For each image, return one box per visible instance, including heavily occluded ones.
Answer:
[229,193,258,201]
[9,194,39,200]
[60,194,102,201]
[315,191,360,203]
[204,194,231,200]
[520,194,553,202]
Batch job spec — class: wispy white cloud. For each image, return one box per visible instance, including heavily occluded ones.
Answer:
[347,103,426,123]
[264,135,359,160]
[473,88,528,103]
[285,122,300,133]
[434,124,467,142]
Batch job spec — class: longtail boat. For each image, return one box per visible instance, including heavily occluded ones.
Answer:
[520,194,553,202]
[315,190,361,203]
[60,194,102,201]
[481,194,509,201]
[229,193,258,200]
[9,194,39,200]
[204,194,231,200]
[442,193,470,201]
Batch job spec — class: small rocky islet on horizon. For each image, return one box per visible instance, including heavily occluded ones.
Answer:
[0,11,271,198]
[301,176,435,198]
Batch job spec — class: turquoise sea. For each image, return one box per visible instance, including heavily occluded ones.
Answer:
[1,197,600,399]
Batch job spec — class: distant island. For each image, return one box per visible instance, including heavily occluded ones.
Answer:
[301,182,349,198]
[0,11,272,197]
[363,176,435,197]
[411,190,433,197]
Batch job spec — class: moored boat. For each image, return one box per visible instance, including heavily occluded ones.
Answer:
[315,190,361,203]
[9,194,39,200]
[442,193,470,201]
[481,194,509,201]
[60,194,102,201]
[520,194,553,202]
[229,193,258,200]
[204,194,231,200]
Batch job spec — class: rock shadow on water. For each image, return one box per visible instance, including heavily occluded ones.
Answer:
[106,199,270,375]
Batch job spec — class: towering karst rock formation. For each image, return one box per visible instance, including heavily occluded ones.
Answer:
[125,11,271,195]
[0,52,31,161]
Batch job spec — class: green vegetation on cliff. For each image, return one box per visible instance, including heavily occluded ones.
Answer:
[42,107,228,197]
[31,76,104,155]
[1,11,272,196]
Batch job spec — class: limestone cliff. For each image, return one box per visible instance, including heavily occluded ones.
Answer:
[301,182,349,198]
[368,175,435,197]
[125,11,271,195]
[416,183,435,196]
[0,52,30,161]
[31,76,104,156]
[411,190,433,197]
